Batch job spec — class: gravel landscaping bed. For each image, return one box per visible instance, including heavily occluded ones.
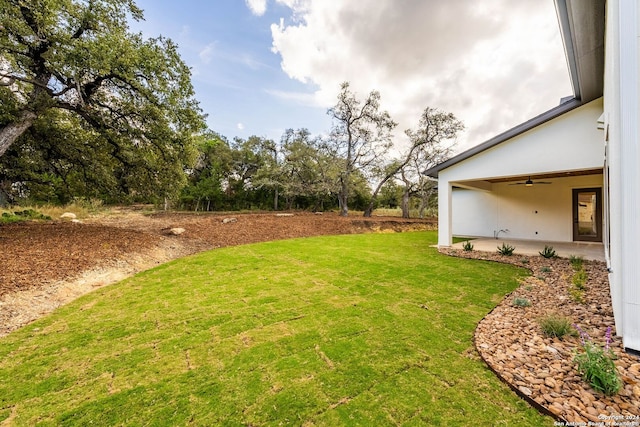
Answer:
[442,248,640,424]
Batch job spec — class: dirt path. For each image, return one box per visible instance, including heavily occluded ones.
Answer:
[0,211,435,337]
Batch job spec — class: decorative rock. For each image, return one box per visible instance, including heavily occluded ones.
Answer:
[168,228,185,235]
[545,345,559,354]
[222,217,237,224]
[60,212,76,219]
[586,406,599,417]
[518,386,533,396]
[548,402,564,416]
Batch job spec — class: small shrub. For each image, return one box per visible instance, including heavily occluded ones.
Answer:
[539,245,557,259]
[497,242,515,256]
[572,269,588,291]
[569,255,584,270]
[538,314,574,338]
[520,258,529,264]
[573,325,622,395]
[462,240,474,251]
[570,287,585,303]
[512,297,531,307]
[540,266,552,273]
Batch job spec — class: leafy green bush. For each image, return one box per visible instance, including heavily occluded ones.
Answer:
[497,242,515,256]
[573,325,622,395]
[462,240,474,251]
[538,314,575,338]
[512,297,531,307]
[539,245,557,259]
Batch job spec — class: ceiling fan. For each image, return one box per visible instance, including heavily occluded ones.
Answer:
[509,176,552,187]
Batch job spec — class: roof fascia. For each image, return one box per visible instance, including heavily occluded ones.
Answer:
[555,0,581,99]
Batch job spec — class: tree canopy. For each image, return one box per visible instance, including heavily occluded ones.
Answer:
[0,0,205,201]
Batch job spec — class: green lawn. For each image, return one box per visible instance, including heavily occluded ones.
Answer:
[0,231,553,426]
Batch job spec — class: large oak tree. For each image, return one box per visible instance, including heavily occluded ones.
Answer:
[328,82,396,216]
[0,0,205,200]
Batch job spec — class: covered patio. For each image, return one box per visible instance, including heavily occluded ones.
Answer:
[451,237,605,262]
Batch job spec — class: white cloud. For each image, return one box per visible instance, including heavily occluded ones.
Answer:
[245,0,267,16]
[264,89,322,107]
[198,43,216,64]
[269,0,572,152]
[237,122,245,131]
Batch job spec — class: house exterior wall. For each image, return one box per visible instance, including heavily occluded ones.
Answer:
[438,99,604,184]
[603,0,640,352]
[452,174,603,241]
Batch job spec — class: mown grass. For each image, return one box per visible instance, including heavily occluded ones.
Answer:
[0,232,552,426]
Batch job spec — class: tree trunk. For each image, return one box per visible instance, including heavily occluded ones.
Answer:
[401,189,410,218]
[0,110,38,157]
[418,198,426,218]
[274,187,279,211]
[338,178,349,216]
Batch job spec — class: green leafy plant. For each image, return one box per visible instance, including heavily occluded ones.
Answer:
[538,313,575,338]
[539,245,557,259]
[520,258,529,264]
[540,266,552,273]
[462,240,474,251]
[512,297,531,307]
[497,242,515,256]
[572,269,588,291]
[569,255,584,270]
[573,325,622,395]
[570,287,585,303]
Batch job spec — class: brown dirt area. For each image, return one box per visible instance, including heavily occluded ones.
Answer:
[0,210,435,337]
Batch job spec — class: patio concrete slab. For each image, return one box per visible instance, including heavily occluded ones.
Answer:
[451,237,605,262]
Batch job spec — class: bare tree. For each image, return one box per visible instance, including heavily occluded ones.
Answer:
[398,107,463,218]
[363,107,463,217]
[328,82,396,216]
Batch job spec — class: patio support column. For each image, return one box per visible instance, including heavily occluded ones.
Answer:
[438,180,453,247]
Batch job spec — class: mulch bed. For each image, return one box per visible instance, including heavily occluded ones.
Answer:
[442,248,640,424]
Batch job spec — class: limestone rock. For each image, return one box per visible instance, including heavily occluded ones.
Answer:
[222,217,237,224]
[168,228,185,236]
[60,212,77,219]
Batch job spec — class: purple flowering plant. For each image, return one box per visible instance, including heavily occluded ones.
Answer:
[572,324,621,395]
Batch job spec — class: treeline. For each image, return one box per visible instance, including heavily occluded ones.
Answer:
[179,130,387,213]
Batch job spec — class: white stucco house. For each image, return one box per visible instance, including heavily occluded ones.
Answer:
[425,0,640,353]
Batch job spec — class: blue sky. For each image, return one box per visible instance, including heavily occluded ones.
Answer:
[131,0,572,153]
[131,0,328,143]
